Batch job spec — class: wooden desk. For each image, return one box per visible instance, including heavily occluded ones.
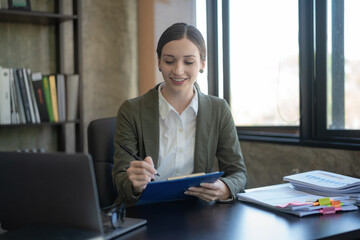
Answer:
[123,198,360,240]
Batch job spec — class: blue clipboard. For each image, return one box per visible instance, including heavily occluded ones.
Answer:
[136,171,224,205]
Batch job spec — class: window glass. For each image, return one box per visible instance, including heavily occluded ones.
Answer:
[229,0,299,126]
[196,0,208,94]
[327,0,360,130]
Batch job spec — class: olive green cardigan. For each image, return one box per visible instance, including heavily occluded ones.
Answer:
[112,83,247,205]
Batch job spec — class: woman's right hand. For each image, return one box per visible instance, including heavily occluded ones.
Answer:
[127,156,157,195]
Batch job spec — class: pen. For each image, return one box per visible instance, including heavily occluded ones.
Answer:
[119,144,160,176]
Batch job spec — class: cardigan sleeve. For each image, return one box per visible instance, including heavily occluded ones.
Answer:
[216,99,248,199]
[111,86,160,206]
[112,100,141,206]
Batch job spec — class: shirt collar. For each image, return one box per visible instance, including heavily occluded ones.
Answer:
[158,83,198,120]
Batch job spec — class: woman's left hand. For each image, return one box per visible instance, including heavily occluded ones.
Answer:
[185,179,231,202]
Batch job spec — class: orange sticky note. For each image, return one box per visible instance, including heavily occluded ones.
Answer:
[331,200,341,208]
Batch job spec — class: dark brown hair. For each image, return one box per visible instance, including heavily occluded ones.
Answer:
[156,22,206,62]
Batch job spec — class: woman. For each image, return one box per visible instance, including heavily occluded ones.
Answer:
[112,22,247,205]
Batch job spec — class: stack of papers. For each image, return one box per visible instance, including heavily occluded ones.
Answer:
[236,184,358,217]
[283,170,360,205]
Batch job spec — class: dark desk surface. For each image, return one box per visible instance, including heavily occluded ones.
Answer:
[1,198,359,240]
[123,198,360,240]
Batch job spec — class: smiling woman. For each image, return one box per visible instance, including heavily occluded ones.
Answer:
[158,38,205,114]
[112,22,248,206]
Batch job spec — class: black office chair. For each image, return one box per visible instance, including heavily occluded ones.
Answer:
[87,117,117,208]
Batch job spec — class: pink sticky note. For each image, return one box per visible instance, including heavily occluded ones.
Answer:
[277,201,309,208]
[321,206,336,215]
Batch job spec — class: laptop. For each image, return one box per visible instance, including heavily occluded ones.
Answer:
[0,152,146,239]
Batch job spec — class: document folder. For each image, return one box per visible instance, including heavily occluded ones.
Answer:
[137,171,224,205]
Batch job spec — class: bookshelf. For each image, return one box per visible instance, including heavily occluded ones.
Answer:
[0,0,83,152]
[0,9,77,24]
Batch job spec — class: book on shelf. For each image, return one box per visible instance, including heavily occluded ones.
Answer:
[66,74,79,121]
[9,69,20,124]
[42,75,54,122]
[0,67,11,124]
[15,69,32,123]
[48,75,59,123]
[26,69,41,123]
[21,68,36,123]
[12,68,26,124]
[25,69,40,123]
[0,67,80,125]
[56,74,66,122]
[31,72,49,122]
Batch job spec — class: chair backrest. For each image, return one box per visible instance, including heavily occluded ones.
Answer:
[87,117,117,208]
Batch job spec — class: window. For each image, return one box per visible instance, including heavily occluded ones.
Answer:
[195,0,208,94]
[200,0,360,148]
[326,0,360,130]
[229,0,299,127]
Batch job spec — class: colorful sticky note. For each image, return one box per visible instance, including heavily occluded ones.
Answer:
[331,200,342,208]
[318,197,331,206]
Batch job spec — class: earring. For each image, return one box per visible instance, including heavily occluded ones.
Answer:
[200,69,204,73]
[159,68,162,72]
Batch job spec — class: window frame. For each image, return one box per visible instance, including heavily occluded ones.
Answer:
[205,0,360,150]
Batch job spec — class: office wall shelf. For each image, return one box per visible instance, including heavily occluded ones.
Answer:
[0,0,83,152]
[0,9,77,24]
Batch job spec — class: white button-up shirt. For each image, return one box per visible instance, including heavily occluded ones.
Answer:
[155,84,198,181]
